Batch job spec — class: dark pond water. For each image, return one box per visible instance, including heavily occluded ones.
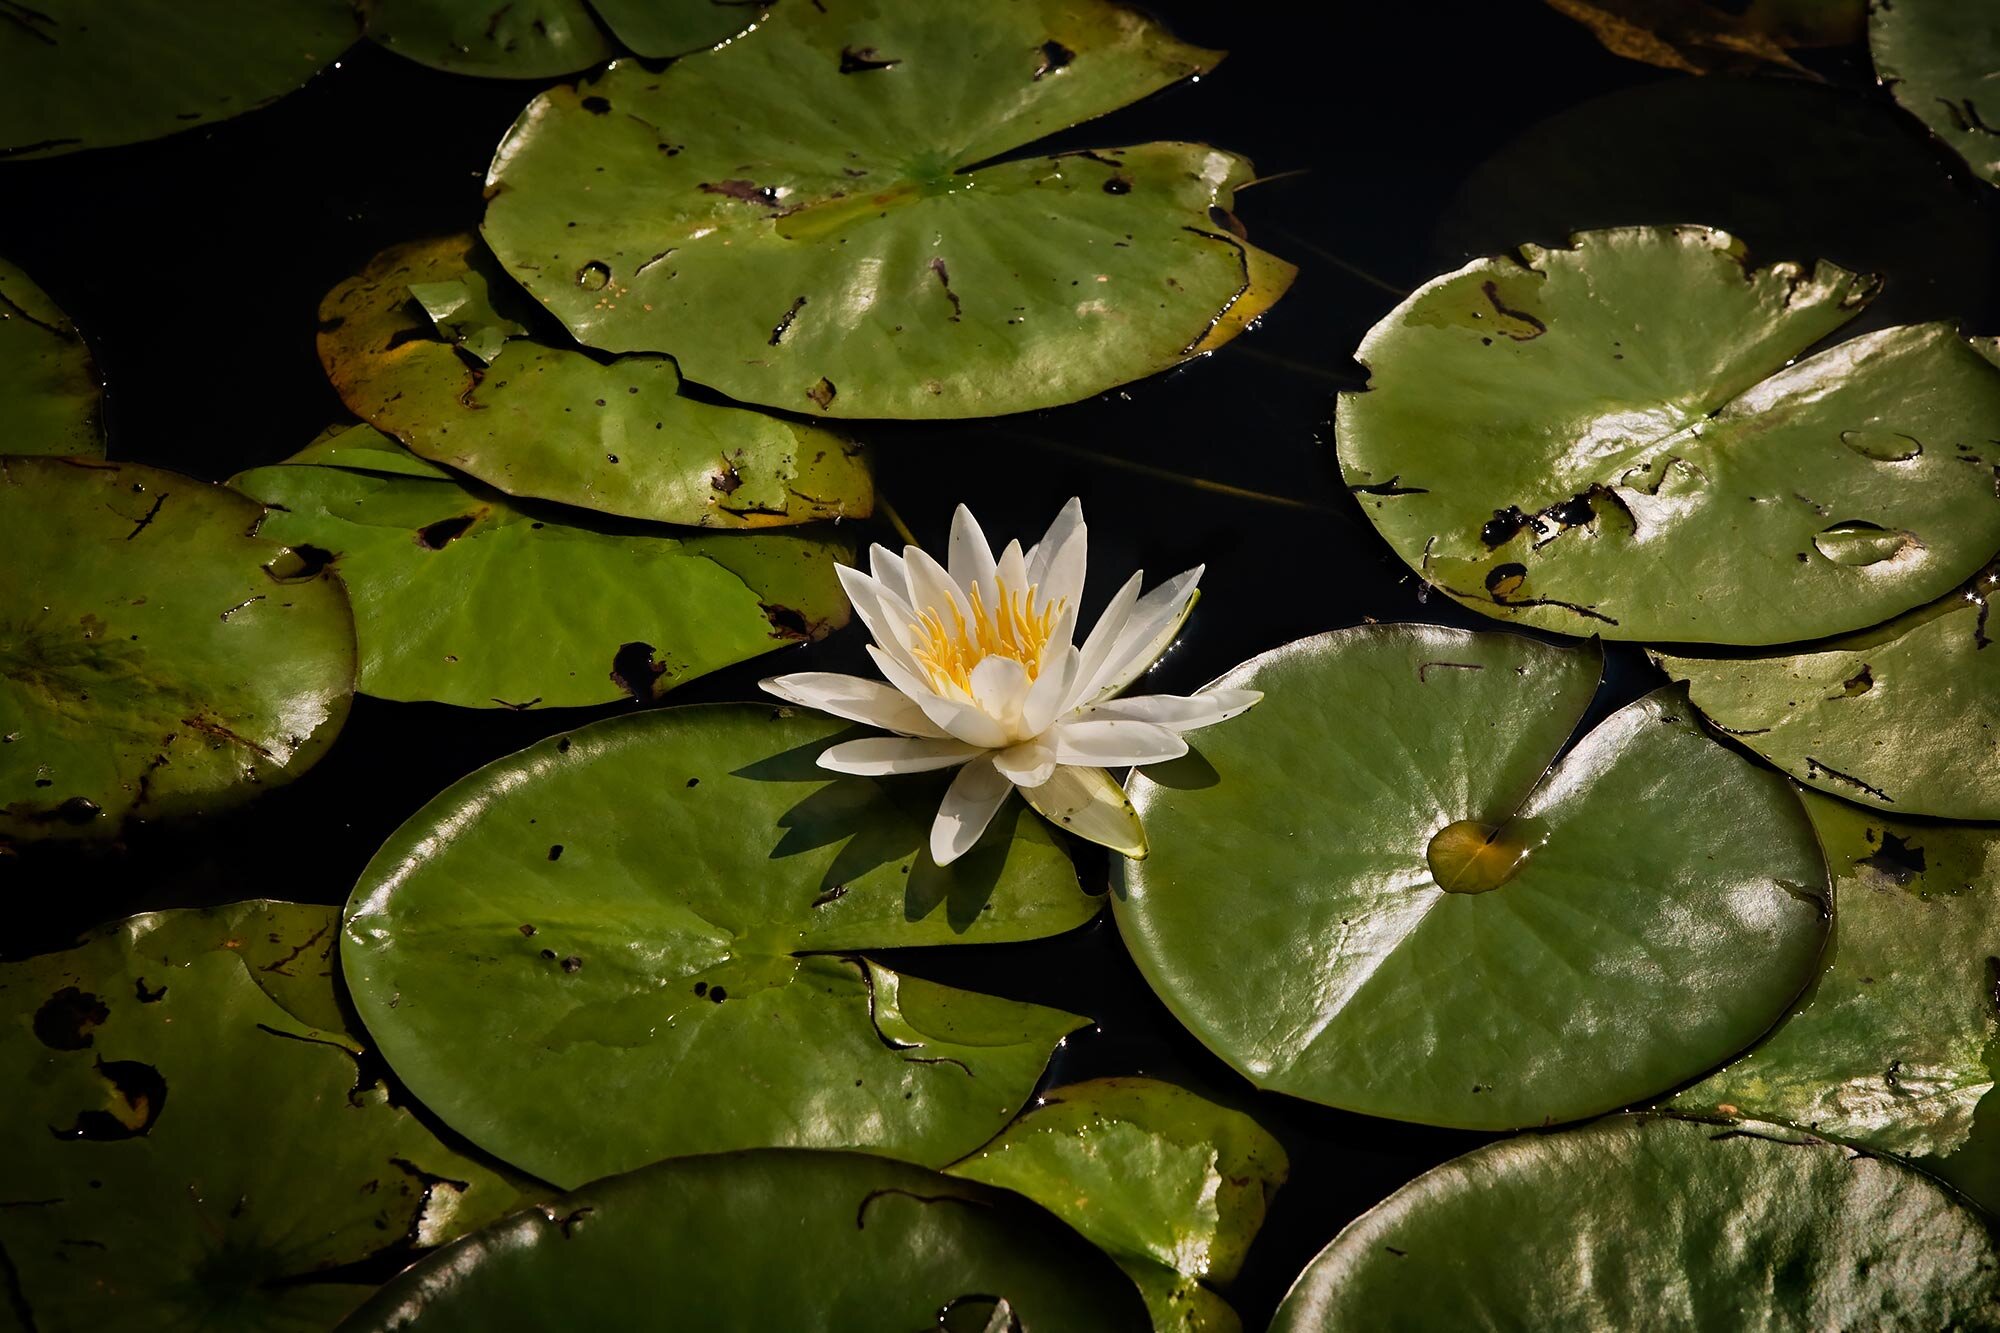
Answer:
[4,2,1995,1322]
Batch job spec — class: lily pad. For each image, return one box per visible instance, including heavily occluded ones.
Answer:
[480,0,1295,418]
[359,0,764,79]
[1114,624,1829,1131]
[1671,792,2000,1215]
[0,0,357,160]
[231,424,850,709]
[1655,562,2000,819]
[949,1077,1288,1333]
[343,703,1098,1188]
[0,457,355,842]
[1337,226,2000,643]
[1543,0,1864,75]
[1268,1113,2000,1331]
[0,902,534,1333]
[340,1149,1150,1331]
[1871,0,2000,187]
[318,235,871,527]
[0,258,103,458]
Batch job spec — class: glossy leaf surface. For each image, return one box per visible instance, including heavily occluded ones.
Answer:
[318,235,870,527]
[0,903,532,1333]
[950,1077,1287,1332]
[1656,563,2000,819]
[339,1149,1150,1331]
[0,0,356,159]
[232,424,850,709]
[0,458,354,842]
[1672,793,2000,1214]
[1338,226,2000,643]
[481,0,1295,418]
[1115,625,1829,1130]
[343,704,1096,1188]
[0,258,103,458]
[1269,1114,2000,1332]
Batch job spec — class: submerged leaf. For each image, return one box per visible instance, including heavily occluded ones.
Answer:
[0,258,103,458]
[481,0,1294,418]
[1544,0,1863,75]
[343,704,1098,1188]
[1338,226,2000,643]
[1269,1114,2000,1331]
[341,1150,1150,1331]
[0,903,536,1333]
[1115,625,1829,1131]
[0,458,354,842]
[231,423,851,709]
[317,235,870,527]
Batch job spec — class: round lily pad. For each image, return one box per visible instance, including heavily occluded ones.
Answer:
[343,703,1098,1188]
[0,258,103,458]
[1114,625,1829,1131]
[231,424,851,709]
[318,235,871,527]
[341,1149,1150,1331]
[1872,0,2000,188]
[0,0,357,159]
[0,902,534,1333]
[949,1077,1288,1333]
[1336,225,2000,644]
[360,0,764,78]
[1672,792,2000,1216]
[480,0,1295,418]
[0,457,355,842]
[1268,1114,2000,1331]
[1655,562,2000,819]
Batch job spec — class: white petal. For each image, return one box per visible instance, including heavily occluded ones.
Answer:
[1085,565,1203,702]
[1081,688,1263,733]
[903,544,972,629]
[968,654,1031,734]
[994,538,1028,595]
[866,543,913,606]
[837,564,923,670]
[868,646,1013,749]
[993,738,1057,788]
[1066,569,1144,712]
[930,756,1015,865]
[1025,498,1087,612]
[1048,718,1189,768]
[1022,644,1079,737]
[1019,764,1149,858]
[760,672,950,738]
[947,504,998,602]
[818,736,987,776]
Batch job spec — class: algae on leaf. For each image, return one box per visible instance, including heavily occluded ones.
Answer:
[481,0,1295,418]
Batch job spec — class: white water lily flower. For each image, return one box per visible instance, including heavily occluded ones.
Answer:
[761,499,1261,865]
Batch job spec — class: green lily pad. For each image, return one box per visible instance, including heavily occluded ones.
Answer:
[0,902,535,1333]
[0,258,103,458]
[1114,625,1829,1131]
[1337,226,2000,644]
[230,423,850,709]
[480,0,1295,418]
[0,457,355,842]
[1268,1113,2000,1331]
[318,235,871,527]
[0,0,357,160]
[1544,0,1863,75]
[1871,0,2000,187]
[1671,792,2000,1215]
[343,703,1098,1188]
[949,1077,1288,1333]
[359,0,764,79]
[1655,562,2000,819]
[340,1149,1150,1331]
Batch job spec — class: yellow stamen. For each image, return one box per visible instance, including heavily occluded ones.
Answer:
[910,578,1064,696]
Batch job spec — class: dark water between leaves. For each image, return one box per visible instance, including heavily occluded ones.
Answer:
[4,2,1995,1321]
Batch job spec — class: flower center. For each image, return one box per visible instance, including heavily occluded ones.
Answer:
[910,578,1064,695]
